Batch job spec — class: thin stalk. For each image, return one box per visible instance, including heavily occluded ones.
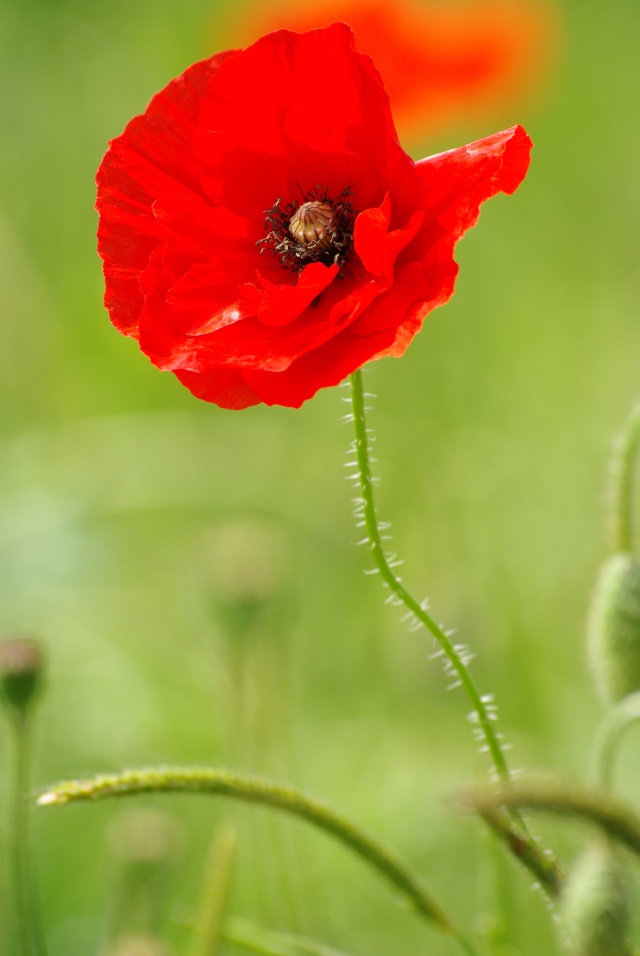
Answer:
[473,806,562,897]
[190,822,237,956]
[608,400,640,553]
[346,372,563,897]
[10,714,46,956]
[38,765,479,956]
[348,371,509,781]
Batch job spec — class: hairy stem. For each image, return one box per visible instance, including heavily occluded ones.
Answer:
[348,371,509,780]
[38,765,479,955]
[473,806,562,897]
[346,371,564,896]
[609,400,640,553]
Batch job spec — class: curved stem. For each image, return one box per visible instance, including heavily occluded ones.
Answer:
[348,371,510,782]
[347,373,564,895]
[608,400,640,553]
[38,765,479,955]
[462,779,640,864]
[591,691,640,792]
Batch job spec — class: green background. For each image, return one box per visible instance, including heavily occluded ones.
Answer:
[1,0,640,953]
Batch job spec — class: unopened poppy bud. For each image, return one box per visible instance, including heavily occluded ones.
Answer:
[0,636,43,717]
[588,553,640,703]
[288,200,336,252]
[560,838,632,956]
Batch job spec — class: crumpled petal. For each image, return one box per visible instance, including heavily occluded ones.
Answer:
[97,53,234,335]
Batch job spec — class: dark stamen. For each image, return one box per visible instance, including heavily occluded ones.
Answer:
[258,186,356,273]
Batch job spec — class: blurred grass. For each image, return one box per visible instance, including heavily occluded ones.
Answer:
[1,0,640,953]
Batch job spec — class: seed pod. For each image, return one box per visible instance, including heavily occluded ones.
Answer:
[288,200,336,252]
[587,553,640,704]
[0,636,44,718]
[560,838,632,956]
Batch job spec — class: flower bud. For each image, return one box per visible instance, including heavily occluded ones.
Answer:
[587,553,640,703]
[560,838,632,956]
[0,636,43,717]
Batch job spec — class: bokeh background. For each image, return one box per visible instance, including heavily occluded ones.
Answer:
[1,0,639,953]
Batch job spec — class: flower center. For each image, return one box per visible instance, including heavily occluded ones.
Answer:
[258,187,356,273]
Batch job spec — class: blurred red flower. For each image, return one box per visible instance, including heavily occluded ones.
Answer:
[97,24,531,409]
[230,0,555,141]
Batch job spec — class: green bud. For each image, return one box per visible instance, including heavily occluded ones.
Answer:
[560,838,632,956]
[0,636,43,717]
[588,553,640,703]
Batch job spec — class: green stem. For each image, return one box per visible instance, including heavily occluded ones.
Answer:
[608,400,640,553]
[473,806,562,897]
[190,822,237,956]
[38,765,479,956]
[348,371,509,782]
[11,715,46,956]
[591,691,640,792]
[347,372,563,899]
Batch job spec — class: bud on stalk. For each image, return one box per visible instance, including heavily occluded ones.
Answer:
[560,838,632,956]
[588,553,640,704]
[0,636,43,720]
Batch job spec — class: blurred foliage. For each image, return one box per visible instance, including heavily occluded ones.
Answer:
[1,0,640,954]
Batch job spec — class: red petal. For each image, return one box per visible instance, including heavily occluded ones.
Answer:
[160,267,381,374]
[243,323,398,408]
[354,193,392,276]
[353,257,457,347]
[174,366,260,410]
[96,52,235,336]
[416,124,532,243]
[254,263,339,327]
[196,23,411,213]
[152,196,258,254]
[168,261,258,334]
[354,193,424,282]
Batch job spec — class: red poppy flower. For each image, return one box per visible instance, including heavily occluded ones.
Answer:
[97,24,531,409]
